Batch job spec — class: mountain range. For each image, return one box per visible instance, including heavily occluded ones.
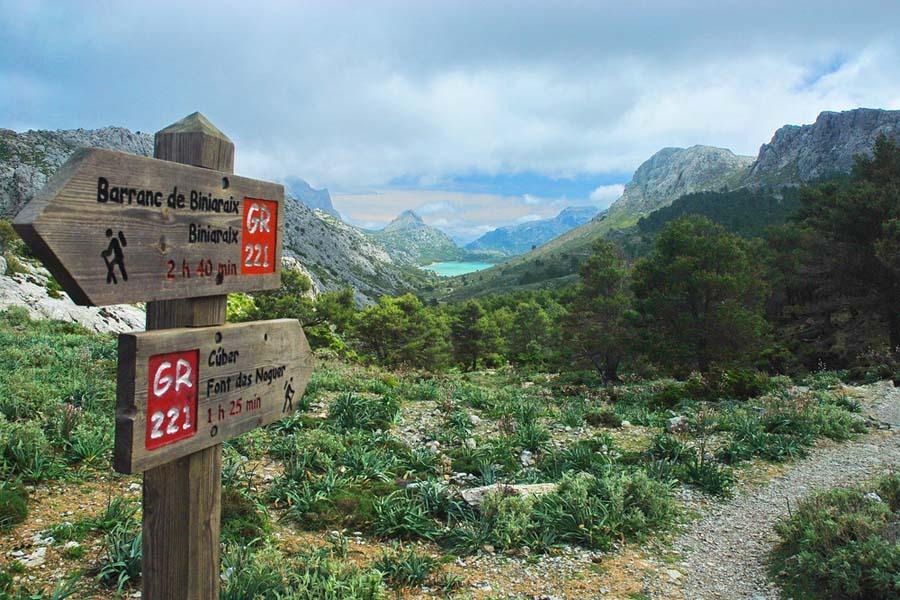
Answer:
[3,107,898,306]
[466,206,600,256]
[0,126,429,305]
[441,107,900,300]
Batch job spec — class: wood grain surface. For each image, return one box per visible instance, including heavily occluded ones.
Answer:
[12,147,284,305]
[115,318,313,473]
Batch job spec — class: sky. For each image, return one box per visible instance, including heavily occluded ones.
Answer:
[2,0,900,242]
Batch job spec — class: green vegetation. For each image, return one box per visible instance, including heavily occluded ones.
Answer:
[770,473,900,600]
[0,139,896,597]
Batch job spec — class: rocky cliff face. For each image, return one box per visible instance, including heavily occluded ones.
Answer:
[0,125,426,305]
[606,145,754,220]
[467,205,600,256]
[368,210,463,265]
[283,176,340,218]
[283,202,432,304]
[747,108,900,184]
[0,127,154,217]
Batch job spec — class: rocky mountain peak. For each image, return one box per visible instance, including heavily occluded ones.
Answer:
[748,108,900,184]
[608,145,754,218]
[283,176,340,218]
[384,210,426,232]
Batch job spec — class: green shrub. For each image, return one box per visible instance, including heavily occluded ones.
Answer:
[372,490,441,540]
[585,407,622,428]
[97,522,142,591]
[531,471,677,550]
[221,542,386,600]
[372,545,438,589]
[771,473,900,600]
[221,487,269,544]
[0,479,27,531]
[328,393,399,432]
[64,421,112,465]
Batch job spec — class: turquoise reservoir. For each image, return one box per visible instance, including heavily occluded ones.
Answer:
[423,261,494,277]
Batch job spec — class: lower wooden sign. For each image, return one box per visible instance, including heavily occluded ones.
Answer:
[114,318,314,473]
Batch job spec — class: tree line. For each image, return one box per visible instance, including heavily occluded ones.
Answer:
[237,135,899,381]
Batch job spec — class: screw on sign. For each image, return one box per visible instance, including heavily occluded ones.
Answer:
[12,113,315,600]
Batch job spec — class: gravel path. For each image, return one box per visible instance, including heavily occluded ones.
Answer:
[656,381,900,600]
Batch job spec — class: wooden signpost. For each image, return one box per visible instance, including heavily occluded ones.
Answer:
[115,319,313,473]
[13,112,314,599]
[12,145,284,306]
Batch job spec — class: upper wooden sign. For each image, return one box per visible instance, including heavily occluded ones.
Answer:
[12,147,284,306]
[114,318,314,473]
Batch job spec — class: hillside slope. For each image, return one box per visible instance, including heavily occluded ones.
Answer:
[466,206,599,256]
[438,108,900,301]
[367,210,464,265]
[0,125,428,304]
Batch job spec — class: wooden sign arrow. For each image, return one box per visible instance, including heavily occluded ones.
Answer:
[12,147,284,306]
[114,318,313,473]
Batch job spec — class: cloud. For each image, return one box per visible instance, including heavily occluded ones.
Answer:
[589,184,625,209]
[416,200,456,215]
[1,0,899,196]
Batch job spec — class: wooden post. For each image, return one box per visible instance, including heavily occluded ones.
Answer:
[142,112,232,599]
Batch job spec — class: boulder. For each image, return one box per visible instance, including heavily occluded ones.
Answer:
[460,483,557,508]
[666,415,689,434]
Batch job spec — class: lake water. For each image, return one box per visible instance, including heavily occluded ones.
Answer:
[423,261,495,277]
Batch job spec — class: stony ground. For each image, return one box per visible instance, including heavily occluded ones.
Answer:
[649,381,900,600]
[4,381,897,599]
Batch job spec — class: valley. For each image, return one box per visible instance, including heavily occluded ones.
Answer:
[1,108,898,600]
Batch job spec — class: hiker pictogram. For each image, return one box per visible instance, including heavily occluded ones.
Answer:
[283,377,296,412]
[101,229,128,284]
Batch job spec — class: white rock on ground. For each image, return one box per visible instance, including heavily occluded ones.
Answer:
[461,483,557,508]
[0,261,144,333]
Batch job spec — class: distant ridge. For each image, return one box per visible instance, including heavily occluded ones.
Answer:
[368,210,464,265]
[439,107,900,300]
[466,205,600,256]
[284,176,340,218]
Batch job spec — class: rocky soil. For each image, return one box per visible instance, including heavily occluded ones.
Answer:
[650,381,900,600]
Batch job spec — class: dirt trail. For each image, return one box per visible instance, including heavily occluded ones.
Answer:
[653,381,900,600]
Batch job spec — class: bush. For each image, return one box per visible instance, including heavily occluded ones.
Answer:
[771,473,900,600]
[97,522,142,591]
[372,545,438,589]
[531,471,677,550]
[585,407,622,428]
[372,490,441,540]
[328,393,400,432]
[221,487,269,544]
[0,480,27,531]
[221,542,385,600]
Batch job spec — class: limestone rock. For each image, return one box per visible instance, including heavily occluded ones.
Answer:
[749,108,900,184]
[0,260,144,333]
[460,483,557,508]
[666,415,689,434]
[0,126,154,217]
[606,145,754,219]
